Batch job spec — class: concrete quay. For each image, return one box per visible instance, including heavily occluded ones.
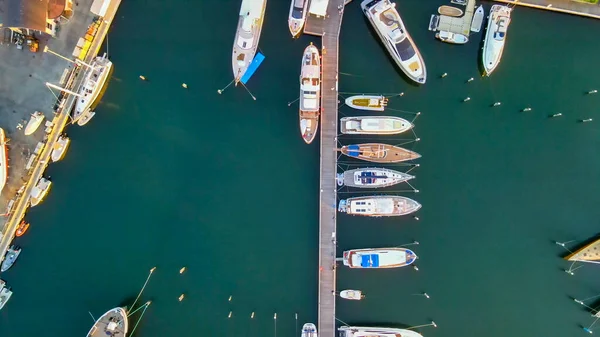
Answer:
[0,0,122,265]
[495,0,600,19]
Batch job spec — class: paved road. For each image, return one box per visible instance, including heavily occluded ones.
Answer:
[0,0,122,263]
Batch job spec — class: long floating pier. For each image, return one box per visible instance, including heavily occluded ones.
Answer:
[304,0,345,336]
[496,0,600,20]
[0,0,123,261]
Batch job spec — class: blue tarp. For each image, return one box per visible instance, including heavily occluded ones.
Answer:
[360,254,379,267]
[240,52,266,85]
[348,144,360,157]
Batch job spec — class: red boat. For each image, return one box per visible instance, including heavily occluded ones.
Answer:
[15,221,29,237]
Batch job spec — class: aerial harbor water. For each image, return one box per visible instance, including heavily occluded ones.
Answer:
[1,0,600,336]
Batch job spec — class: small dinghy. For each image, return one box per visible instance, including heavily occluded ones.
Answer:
[438,5,463,17]
[24,111,45,136]
[1,245,21,272]
[77,109,96,126]
[15,221,29,237]
[471,5,484,32]
[345,95,388,111]
[340,290,364,300]
[51,135,70,162]
[436,31,469,44]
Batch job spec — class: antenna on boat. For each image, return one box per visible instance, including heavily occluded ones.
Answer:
[217,80,235,95]
[129,267,156,313]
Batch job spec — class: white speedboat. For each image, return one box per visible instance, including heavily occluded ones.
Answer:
[345,95,388,111]
[338,195,421,217]
[73,54,113,122]
[482,5,512,76]
[232,0,267,84]
[299,43,321,144]
[86,307,129,337]
[30,177,51,207]
[1,245,21,272]
[339,326,423,337]
[340,290,364,300]
[336,167,414,188]
[288,0,309,37]
[361,0,426,84]
[24,111,44,136]
[435,31,468,44]
[340,116,413,135]
[0,128,7,194]
[471,5,484,32]
[51,135,70,162]
[301,323,317,337]
[342,248,418,268]
[0,279,12,311]
[77,109,96,126]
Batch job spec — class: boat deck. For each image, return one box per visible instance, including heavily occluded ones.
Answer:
[436,0,476,36]
[88,309,127,337]
[565,238,600,262]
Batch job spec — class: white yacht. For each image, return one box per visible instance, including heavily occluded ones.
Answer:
[361,0,426,84]
[30,177,51,207]
[336,167,414,188]
[0,128,7,194]
[51,134,70,162]
[301,323,317,337]
[232,0,267,84]
[340,116,413,135]
[338,195,421,217]
[340,290,364,300]
[288,0,309,37]
[342,248,418,268]
[87,307,128,337]
[73,54,113,123]
[339,326,424,337]
[482,5,512,76]
[299,43,321,144]
[24,111,45,136]
[0,279,12,311]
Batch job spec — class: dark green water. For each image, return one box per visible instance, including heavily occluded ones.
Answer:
[2,0,600,336]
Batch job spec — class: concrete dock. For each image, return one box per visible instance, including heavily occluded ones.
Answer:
[0,0,122,263]
[496,0,600,20]
[305,0,345,335]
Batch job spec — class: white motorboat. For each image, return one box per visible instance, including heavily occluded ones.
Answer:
[288,0,309,37]
[345,95,388,111]
[471,5,484,32]
[340,290,364,300]
[77,109,96,126]
[30,177,51,207]
[24,111,44,136]
[1,245,21,272]
[86,307,129,337]
[338,195,421,217]
[73,54,113,122]
[436,31,468,44]
[340,116,413,135]
[301,323,317,337]
[336,167,414,188]
[361,0,426,84]
[51,135,70,162]
[299,43,321,144]
[342,248,418,268]
[232,0,267,83]
[0,128,7,194]
[482,5,512,76]
[0,279,12,311]
[339,326,424,337]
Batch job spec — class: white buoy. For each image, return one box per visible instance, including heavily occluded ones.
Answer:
[228,311,232,318]
[217,89,222,94]
[182,83,188,89]
[399,92,405,96]
[228,295,232,302]
[139,75,146,81]
[551,113,562,118]
[522,107,532,112]
[179,267,186,274]
[274,313,277,319]
[414,216,420,221]
[493,102,501,107]
[582,118,593,123]
[251,312,255,319]
[441,73,448,78]
[413,265,419,271]
[423,292,430,299]
[463,97,471,102]
[588,89,597,94]
[467,77,474,82]
[178,294,185,301]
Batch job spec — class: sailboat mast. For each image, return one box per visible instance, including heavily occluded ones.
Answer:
[76,58,94,69]
[45,82,83,97]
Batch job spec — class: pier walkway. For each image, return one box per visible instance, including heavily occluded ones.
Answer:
[305,0,345,336]
[0,0,122,262]
[496,0,600,19]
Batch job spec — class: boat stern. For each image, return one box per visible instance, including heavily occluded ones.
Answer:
[336,173,344,186]
[338,199,348,213]
[342,250,351,266]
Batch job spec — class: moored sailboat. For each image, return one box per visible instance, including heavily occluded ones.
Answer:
[345,95,388,111]
[336,167,414,188]
[342,248,418,268]
[339,326,424,337]
[29,177,51,207]
[341,143,421,163]
[341,116,413,135]
[288,0,309,37]
[51,134,70,162]
[73,54,113,123]
[482,5,512,76]
[232,0,267,84]
[0,128,7,194]
[86,307,129,337]
[299,43,321,144]
[24,112,45,136]
[361,0,427,84]
[338,195,421,217]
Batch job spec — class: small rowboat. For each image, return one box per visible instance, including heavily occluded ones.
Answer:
[340,290,364,300]
[438,5,463,17]
[435,31,468,44]
[15,221,29,237]
[345,95,388,111]
[471,5,484,33]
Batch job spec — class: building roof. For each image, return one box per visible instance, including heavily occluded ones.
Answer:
[48,0,66,19]
[0,0,49,32]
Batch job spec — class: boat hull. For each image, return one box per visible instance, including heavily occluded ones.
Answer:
[87,307,129,337]
[78,110,96,126]
[342,248,418,268]
[341,143,421,163]
[0,128,7,194]
[299,44,321,144]
[482,5,511,76]
[51,136,70,162]
[339,326,424,337]
[340,116,413,135]
[345,95,387,111]
[30,178,51,207]
[340,290,363,300]
[471,5,484,32]
[0,284,13,311]
[1,246,20,272]
[232,0,267,83]
[73,56,113,122]
[288,0,308,37]
[301,323,317,337]
[337,167,414,188]
[24,112,44,136]
[338,195,422,217]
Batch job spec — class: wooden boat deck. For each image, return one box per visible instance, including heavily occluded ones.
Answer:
[437,0,475,35]
[565,238,600,262]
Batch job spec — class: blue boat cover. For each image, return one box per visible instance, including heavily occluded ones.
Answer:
[361,254,379,267]
[240,52,266,85]
[348,144,360,157]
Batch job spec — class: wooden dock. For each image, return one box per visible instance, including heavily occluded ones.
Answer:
[305,0,346,336]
